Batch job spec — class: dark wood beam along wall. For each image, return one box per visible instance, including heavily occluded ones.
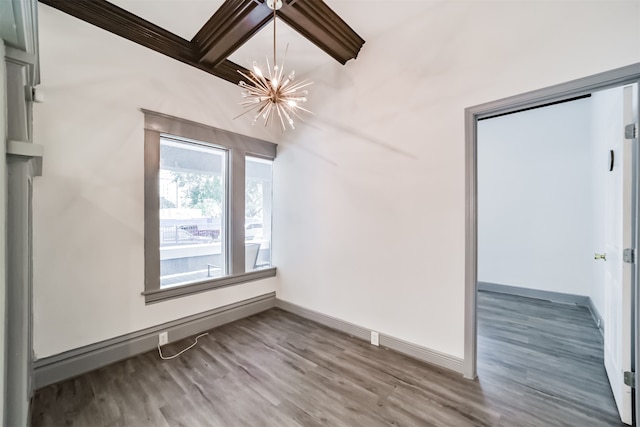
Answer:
[38,0,249,84]
[38,0,364,85]
[279,0,365,65]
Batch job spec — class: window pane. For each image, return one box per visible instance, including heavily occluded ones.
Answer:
[245,157,273,271]
[159,138,226,288]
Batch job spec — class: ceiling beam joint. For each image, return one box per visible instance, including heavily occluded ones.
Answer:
[192,0,274,68]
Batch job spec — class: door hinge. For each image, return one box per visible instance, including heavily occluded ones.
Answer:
[625,123,638,140]
[624,248,635,264]
[624,371,635,388]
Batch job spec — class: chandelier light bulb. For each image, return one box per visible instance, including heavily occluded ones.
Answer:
[252,63,263,77]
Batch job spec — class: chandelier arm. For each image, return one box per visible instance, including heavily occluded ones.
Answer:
[291,105,314,115]
[238,69,263,87]
[261,106,269,126]
[277,63,285,89]
[283,80,314,92]
[284,81,313,91]
[275,103,287,132]
[262,102,274,127]
[240,99,267,107]
[286,104,308,120]
[266,57,272,81]
[240,84,267,95]
[280,106,295,130]
[257,101,271,114]
[278,103,290,131]
[233,101,266,120]
[238,70,269,92]
[253,71,271,91]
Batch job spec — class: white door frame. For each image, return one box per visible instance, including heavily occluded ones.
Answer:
[464,65,640,413]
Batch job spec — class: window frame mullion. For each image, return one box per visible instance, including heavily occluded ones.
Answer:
[229,148,246,275]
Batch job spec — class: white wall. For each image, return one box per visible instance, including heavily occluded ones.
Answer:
[33,5,280,358]
[274,1,640,359]
[477,87,627,321]
[34,1,640,363]
[477,98,593,296]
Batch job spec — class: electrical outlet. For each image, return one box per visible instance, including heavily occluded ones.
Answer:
[371,331,379,346]
[158,331,168,346]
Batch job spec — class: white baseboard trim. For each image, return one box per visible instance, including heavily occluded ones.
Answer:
[33,292,277,389]
[275,298,464,375]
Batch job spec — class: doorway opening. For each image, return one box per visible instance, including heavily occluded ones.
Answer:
[464,63,640,425]
[477,88,630,425]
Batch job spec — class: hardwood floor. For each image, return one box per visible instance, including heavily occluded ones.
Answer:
[31,291,625,426]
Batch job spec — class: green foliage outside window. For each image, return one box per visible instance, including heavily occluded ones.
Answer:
[171,172,223,217]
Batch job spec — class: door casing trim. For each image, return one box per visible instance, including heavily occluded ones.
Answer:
[464,63,640,387]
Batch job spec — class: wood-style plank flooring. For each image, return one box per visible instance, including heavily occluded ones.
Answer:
[31,291,624,426]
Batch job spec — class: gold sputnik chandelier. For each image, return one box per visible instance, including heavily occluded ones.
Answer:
[235,0,313,131]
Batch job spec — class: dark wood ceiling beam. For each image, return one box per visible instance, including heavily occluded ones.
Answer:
[207,58,251,84]
[278,0,365,65]
[38,0,249,85]
[192,0,274,68]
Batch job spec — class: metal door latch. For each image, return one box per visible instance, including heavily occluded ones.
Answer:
[624,371,635,388]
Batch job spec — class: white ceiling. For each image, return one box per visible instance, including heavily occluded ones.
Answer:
[109,0,223,40]
[107,0,371,76]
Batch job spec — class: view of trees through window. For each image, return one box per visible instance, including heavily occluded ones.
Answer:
[169,172,224,217]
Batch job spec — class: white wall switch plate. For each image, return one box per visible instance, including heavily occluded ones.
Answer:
[371,331,379,346]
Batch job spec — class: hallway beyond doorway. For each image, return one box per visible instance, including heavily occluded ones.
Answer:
[478,290,622,426]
